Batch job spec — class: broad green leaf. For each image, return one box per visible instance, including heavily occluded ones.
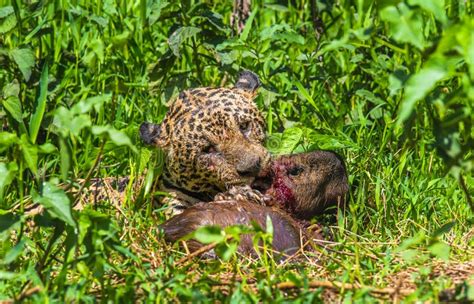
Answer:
[317,39,354,55]
[397,63,447,124]
[468,285,474,301]
[0,162,18,199]
[2,79,19,97]
[83,38,105,68]
[380,3,425,49]
[267,127,303,154]
[409,0,447,24]
[71,94,111,115]
[0,211,21,232]
[0,271,17,280]
[215,242,238,261]
[103,0,118,15]
[274,31,305,45]
[29,64,48,143]
[400,249,419,263]
[38,142,56,154]
[455,19,474,80]
[0,6,14,18]
[3,239,25,264]
[91,38,104,62]
[34,181,75,227]
[69,115,92,135]
[194,226,225,244]
[3,96,23,122]
[356,89,385,105]
[395,232,426,252]
[224,225,245,236]
[434,19,474,78]
[19,134,38,175]
[0,132,17,153]
[428,241,450,261]
[148,0,168,25]
[0,13,16,34]
[52,107,72,137]
[217,50,240,65]
[388,69,409,96]
[10,48,35,81]
[76,261,89,277]
[259,24,286,40]
[91,16,108,28]
[53,107,91,137]
[111,31,130,46]
[91,125,137,152]
[168,26,201,57]
[306,132,353,150]
[260,24,304,45]
[139,148,152,173]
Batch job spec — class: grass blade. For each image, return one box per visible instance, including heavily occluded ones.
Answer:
[29,63,48,143]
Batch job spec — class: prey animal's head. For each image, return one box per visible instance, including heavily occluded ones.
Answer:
[254,151,349,219]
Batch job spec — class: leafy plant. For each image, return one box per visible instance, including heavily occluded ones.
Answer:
[0,0,472,302]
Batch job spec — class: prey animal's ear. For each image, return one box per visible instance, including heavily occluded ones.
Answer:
[234,70,260,95]
[140,122,168,147]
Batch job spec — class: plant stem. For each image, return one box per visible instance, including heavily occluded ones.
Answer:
[459,175,474,214]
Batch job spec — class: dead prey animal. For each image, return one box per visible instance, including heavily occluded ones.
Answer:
[160,150,349,257]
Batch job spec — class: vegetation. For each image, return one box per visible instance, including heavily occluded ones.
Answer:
[1,0,473,302]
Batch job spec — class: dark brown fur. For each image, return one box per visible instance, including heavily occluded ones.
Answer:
[261,150,349,219]
[161,200,312,257]
[160,151,349,256]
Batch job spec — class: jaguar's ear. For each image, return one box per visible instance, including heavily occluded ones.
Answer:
[140,122,168,147]
[234,70,260,96]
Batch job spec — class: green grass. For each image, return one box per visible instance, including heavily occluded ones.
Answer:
[0,0,473,302]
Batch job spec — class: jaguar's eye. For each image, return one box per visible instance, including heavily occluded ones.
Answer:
[288,166,304,177]
[203,144,217,154]
[240,121,251,135]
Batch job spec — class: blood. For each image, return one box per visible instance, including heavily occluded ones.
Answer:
[270,162,296,212]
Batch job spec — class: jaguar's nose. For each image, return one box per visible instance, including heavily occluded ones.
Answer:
[236,156,261,177]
